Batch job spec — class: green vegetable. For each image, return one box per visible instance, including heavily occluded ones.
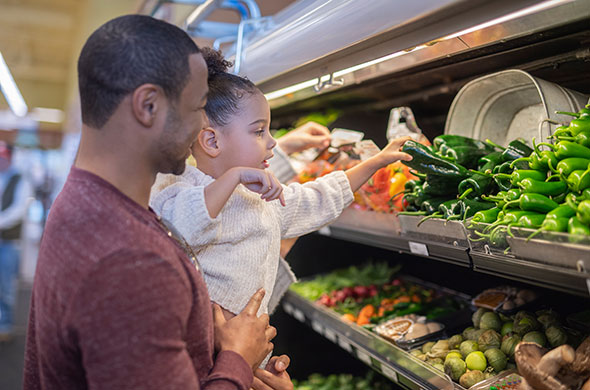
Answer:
[472,307,489,328]
[460,340,479,358]
[469,207,501,226]
[478,329,502,352]
[536,310,561,329]
[501,322,514,336]
[484,348,508,372]
[500,334,521,359]
[502,193,559,214]
[401,140,470,180]
[462,327,476,340]
[422,341,436,354]
[564,169,590,192]
[545,326,568,347]
[577,199,590,225]
[494,169,547,186]
[549,157,590,176]
[568,216,590,237]
[433,135,492,151]
[459,370,485,388]
[557,131,590,148]
[465,351,487,371]
[444,357,467,381]
[449,334,464,349]
[479,312,502,332]
[537,140,590,160]
[513,312,541,335]
[438,144,490,169]
[522,331,547,347]
[445,351,463,362]
[517,178,567,196]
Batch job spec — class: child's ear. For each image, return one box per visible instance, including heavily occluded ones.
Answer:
[198,127,221,157]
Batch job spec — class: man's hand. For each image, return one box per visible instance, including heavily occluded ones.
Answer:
[252,355,293,390]
[238,168,286,206]
[213,289,277,370]
[277,121,331,155]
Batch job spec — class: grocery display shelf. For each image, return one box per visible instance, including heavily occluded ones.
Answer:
[281,290,455,390]
[320,209,590,297]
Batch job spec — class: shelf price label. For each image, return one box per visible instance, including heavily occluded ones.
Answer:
[355,348,372,366]
[311,320,324,335]
[293,308,305,323]
[282,302,294,315]
[381,364,399,383]
[318,226,331,236]
[337,337,353,353]
[324,328,338,343]
[409,241,429,256]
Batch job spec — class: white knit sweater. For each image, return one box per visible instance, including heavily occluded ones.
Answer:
[150,166,353,315]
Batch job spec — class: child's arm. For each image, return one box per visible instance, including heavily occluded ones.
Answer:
[204,167,286,218]
[345,136,413,192]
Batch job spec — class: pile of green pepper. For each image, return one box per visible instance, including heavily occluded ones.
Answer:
[400,104,590,246]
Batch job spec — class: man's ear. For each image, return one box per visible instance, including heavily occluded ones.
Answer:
[198,127,221,157]
[131,84,162,127]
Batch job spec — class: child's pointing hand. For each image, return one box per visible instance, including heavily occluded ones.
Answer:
[239,168,286,206]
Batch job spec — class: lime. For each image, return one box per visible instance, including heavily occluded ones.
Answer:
[465,351,487,371]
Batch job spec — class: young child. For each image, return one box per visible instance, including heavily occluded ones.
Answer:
[150,48,412,319]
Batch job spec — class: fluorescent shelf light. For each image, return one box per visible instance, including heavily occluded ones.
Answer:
[264,0,571,101]
[30,107,65,123]
[0,51,27,117]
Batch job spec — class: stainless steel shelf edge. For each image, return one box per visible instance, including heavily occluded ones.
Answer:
[471,252,590,297]
[281,290,454,390]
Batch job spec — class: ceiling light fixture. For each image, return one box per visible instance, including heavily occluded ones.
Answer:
[0,51,28,117]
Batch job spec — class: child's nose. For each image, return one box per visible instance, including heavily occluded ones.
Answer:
[268,136,277,149]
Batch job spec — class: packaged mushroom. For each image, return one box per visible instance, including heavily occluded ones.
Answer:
[472,286,538,314]
[374,314,444,348]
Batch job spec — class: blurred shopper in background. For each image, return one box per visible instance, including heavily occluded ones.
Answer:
[0,141,32,335]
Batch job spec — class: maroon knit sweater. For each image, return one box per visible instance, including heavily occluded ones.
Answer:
[23,168,253,390]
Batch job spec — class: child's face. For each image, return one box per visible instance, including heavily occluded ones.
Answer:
[218,91,276,170]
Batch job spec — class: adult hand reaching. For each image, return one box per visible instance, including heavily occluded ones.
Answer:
[213,289,277,370]
[252,355,293,390]
[277,121,331,155]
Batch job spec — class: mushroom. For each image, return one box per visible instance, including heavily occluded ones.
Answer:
[572,336,590,377]
[515,342,572,390]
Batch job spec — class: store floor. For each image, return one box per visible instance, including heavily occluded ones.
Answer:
[0,281,31,390]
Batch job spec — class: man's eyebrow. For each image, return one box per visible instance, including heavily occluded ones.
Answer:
[248,119,267,126]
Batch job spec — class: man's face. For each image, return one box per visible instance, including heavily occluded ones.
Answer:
[156,53,208,175]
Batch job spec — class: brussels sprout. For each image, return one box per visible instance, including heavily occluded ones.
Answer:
[472,308,489,328]
[480,312,502,332]
[501,321,514,336]
[523,331,547,347]
[432,363,445,372]
[465,351,487,371]
[463,327,476,340]
[444,357,467,381]
[445,351,463,362]
[513,314,541,336]
[422,341,436,354]
[484,348,507,372]
[459,370,485,388]
[460,340,479,358]
[500,334,521,359]
[449,334,464,349]
[478,330,502,351]
[545,326,568,347]
[537,312,560,330]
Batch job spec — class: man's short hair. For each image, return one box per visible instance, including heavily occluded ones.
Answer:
[78,15,200,128]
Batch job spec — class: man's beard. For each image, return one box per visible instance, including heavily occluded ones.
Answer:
[158,106,188,176]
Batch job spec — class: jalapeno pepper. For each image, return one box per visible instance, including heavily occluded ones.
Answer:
[556,131,590,148]
[568,216,590,236]
[575,199,590,225]
[493,169,547,186]
[507,212,546,237]
[469,207,501,226]
[420,197,450,215]
[527,216,570,241]
[402,140,470,180]
[517,178,567,196]
[537,141,590,160]
[503,193,559,214]
[549,157,590,176]
[567,118,590,136]
[557,106,590,119]
[491,139,533,161]
[564,169,590,193]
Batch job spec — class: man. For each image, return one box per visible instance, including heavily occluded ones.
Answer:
[24,15,291,390]
[0,141,31,334]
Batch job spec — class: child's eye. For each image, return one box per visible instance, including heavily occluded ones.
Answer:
[255,129,265,136]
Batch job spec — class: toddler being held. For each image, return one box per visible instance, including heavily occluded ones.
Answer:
[150,48,412,320]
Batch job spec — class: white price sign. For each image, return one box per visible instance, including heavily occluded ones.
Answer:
[324,328,337,343]
[318,226,331,236]
[283,303,293,315]
[381,364,399,383]
[409,241,429,256]
[293,308,305,322]
[311,320,324,335]
[356,349,372,365]
[338,338,353,353]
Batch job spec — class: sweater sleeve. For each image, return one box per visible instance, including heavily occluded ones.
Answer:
[150,175,222,248]
[65,250,252,390]
[279,170,354,239]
